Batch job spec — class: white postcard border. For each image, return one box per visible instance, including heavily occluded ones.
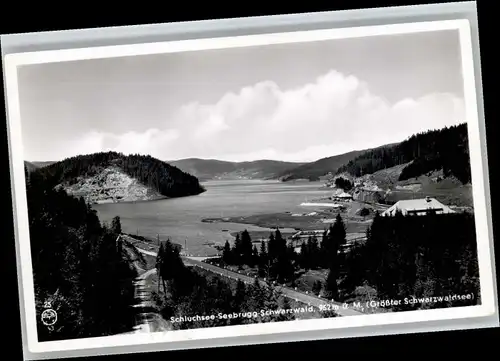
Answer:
[3,18,496,355]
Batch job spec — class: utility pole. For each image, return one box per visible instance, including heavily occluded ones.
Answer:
[157,233,161,293]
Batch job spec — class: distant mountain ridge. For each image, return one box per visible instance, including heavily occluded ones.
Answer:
[280,124,470,184]
[24,161,39,174]
[32,161,56,168]
[24,123,469,195]
[23,160,57,175]
[168,158,306,181]
[26,152,205,204]
[277,149,370,182]
[336,123,471,184]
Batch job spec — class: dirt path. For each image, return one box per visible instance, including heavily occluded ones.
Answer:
[121,237,171,333]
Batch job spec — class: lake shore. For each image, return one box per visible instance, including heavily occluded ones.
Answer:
[202,209,373,235]
[94,194,168,205]
[94,179,355,256]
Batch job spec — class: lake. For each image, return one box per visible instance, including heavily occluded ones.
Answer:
[93,180,332,256]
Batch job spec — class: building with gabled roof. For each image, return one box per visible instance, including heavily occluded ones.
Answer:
[332,191,353,202]
[381,197,455,217]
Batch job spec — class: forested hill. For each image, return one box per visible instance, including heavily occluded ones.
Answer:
[33,161,56,168]
[278,150,367,182]
[24,161,39,174]
[336,123,471,184]
[33,152,205,202]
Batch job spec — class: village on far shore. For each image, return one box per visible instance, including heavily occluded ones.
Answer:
[199,166,473,259]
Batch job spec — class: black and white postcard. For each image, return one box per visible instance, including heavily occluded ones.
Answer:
[3,14,497,358]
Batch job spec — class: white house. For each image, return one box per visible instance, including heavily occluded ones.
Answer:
[381,197,455,217]
[332,191,353,202]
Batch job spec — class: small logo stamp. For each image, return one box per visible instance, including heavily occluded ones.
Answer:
[41,300,57,330]
[41,308,57,327]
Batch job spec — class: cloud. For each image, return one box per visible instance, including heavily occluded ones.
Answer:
[68,128,180,158]
[67,69,465,162]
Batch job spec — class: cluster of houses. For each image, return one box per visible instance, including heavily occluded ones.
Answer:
[287,196,455,254]
[328,187,455,218]
[289,230,367,254]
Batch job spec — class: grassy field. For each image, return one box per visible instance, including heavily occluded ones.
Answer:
[350,163,474,208]
[216,212,325,230]
[142,254,157,271]
[215,207,372,234]
[386,183,473,208]
[293,269,329,295]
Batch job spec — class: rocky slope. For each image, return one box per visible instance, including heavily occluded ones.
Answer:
[33,151,205,204]
[326,124,474,207]
[327,163,473,208]
[59,166,165,204]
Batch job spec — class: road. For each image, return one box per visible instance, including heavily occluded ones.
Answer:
[132,268,171,333]
[123,235,363,317]
[181,257,363,317]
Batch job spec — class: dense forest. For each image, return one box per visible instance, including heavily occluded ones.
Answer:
[336,123,472,184]
[35,151,205,198]
[279,150,365,182]
[340,211,480,310]
[214,211,479,311]
[154,240,332,329]
[334,177,353,190]
[219,215,348,300]
[25,167,137,341]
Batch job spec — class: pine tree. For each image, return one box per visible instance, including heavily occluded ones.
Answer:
[299,241,309,270]
[267,233,276,261]
[274,296,295,322]
[222,240,232,265]
[324,214,346,300]
[308,236,320,269]
[251,245,259,267]
[232,233,242,265]
[259,240,267,260]
[320,227,333,267]
[233,279,247,310]
[111,216,122,235]
[275,228,286,256]
[332,213,347,248]
[325,267,339,300]
[312,280,322,295]
[241,230,253,266]
[156,243,166,293]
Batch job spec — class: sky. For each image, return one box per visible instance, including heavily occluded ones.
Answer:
[17,29,465,163]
